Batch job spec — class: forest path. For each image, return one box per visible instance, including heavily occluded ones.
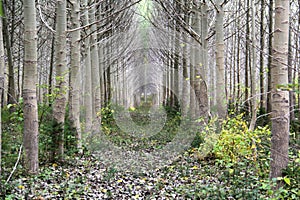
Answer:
[8,151,222,199]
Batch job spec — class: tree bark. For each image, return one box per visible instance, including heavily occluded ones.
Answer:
[201,2,209,112]
[267,0,274,115]
[48,16,56,106]
[82,0,92,134]
[0,15,5,177]
[89,2,101,124]
[52,0,68,159]
[260,0,265,110]
[69,0,82,153]
[249,0,257,131]
[181,0,189,117]
[189,4,197,118]
[2,11,16,105]
[23,0,39,174]
[215,0,226,118]
[287,18,295,121]
[244,0,250,116]
[270,0,290,186]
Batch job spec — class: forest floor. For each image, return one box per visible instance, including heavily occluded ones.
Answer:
[3,147,290,200]
[2,106,299,199]
[5,151,215,199]
[4,151,264,200]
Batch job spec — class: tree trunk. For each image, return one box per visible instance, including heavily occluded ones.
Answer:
[189,5,196,118]
[215,0,226,118]
[48,17,56,106]
[23,0,39,174]
[297,0,300,141]
[52,0,68,159]
[89,3,101,124]
[181,0,189,117]
[2,12,16,105]
[193,2,203,118]
[270,0,290,186]
[244,0,250,116]
[249,0,257,131]
[0,15,5,177]
[267,0,274,115]
[287,18,295,121]
[98,4,105,107]
[201,2,209,112]
[69,0,82,153]
[236,0,242,111]
[295,0,300,120]
[260,0,265,110]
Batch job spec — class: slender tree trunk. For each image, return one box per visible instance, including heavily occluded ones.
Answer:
[270,0,290,186]
[2,13,16,105]
[69,0,82,153]
[0,16,5,177]
[202,2,209,112]
[98,4,105,107]
[288,18,295,121]
[82,0,92,134]
[267,0,274,115]
[17,38,22,100]
[23,0,39,174]
[174,24,180,109]
[249,0,257,131]
[297,0,300,141]
[215,1,226,118]
[181,0,189,117]
[89,3,101,123]
[245,0,250,116]
[236,0,241,111]
[260,0,265,110]
[99,45,105,107]
[189,6,196,118]
[106,65,111,104]
[295,0,300,116]
[48,17,56,106]
[52,0,68,159]
[193,2,208,118]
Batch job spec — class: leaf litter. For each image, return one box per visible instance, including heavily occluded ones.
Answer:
[5,149,221,199]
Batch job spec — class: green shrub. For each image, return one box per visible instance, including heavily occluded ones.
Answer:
[278,150,300,199]
[212,114,270,165]
[1,103,23,172]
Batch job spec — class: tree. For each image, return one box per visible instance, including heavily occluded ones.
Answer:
[181,0,190,117]
[270,0,290,185]
[2,0,16,105]
[249,0,257,131]
[193,1,209,119]
[259,0,265,111]
[23,0,39,174]
[215,0,226,118]
[52,0,68,159]
[0,4,5,176]
[267,0,274,114]
[69,0,82,153]
[89,2,101,126]
[82,0,93,134]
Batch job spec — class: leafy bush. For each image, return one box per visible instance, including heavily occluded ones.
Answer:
[212,114,270,165]
[1,103,23,172]
[279,150,300,199]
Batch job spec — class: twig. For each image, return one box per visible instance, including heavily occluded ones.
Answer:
[5,145,22,184]
[37,0,56,33]
[209,0,219,13]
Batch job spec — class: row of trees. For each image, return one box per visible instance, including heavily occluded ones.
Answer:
[0,0,298,188]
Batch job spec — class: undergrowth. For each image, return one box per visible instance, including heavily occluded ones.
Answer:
[1,102,299,199]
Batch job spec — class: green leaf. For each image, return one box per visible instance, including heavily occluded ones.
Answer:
[283,177,291,185]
